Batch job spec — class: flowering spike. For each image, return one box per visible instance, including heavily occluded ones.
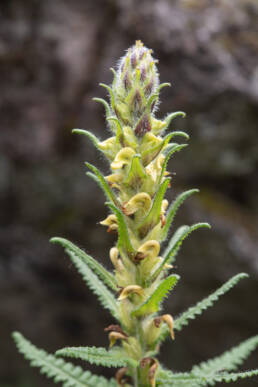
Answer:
[13,41,258,387]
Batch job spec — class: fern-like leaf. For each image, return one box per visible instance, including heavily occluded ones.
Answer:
[151,223,210,281]
[174,273,249,332]
[85,162,118,205]
[157,370,202,387]
[163,223,211,264]
[132,274,179,317]
[161,189,200,241]
[106,202,136,259]
[157,368,258,386]
[50,237,117,291]
[13,332,116,387]
[158,273,249,342]
[62,249,119,320]
[192,335,258,375]
[205,370,258,385]
[56,346,130,368]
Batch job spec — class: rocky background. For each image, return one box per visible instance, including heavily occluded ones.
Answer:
[0,0,258,386]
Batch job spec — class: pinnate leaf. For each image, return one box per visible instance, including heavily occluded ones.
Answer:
[174,273,249,332]
[157,370,202,387]
[56,346,130,368]
[13,332,117,387]
[205,370,258,385]
[158,273,249,343]
[50,237,117,291]
[85,162,118,205]
[157,368,258,386]
[151,223,210,281]
[192,335,258,375]
[59,248,119,320]
[163,223,211,264]
[161,189,200,241]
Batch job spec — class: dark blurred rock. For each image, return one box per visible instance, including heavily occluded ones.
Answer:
[0,0,257,386]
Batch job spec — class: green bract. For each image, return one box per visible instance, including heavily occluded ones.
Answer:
[13,41,257,387]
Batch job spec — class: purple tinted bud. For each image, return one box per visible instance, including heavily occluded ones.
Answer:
[144,80,154,96]
[134,114,151,137]
[140,66,146,82]
[113,41,159,127]
[131,52,137,68]
[119,56,126,74]
[133,90,142,112]
[139,48,146,60]
[124,72,131,91]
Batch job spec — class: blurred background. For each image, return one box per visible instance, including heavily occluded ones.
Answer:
[0,0,258,386]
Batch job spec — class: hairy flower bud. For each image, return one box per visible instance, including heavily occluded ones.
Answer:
[136,240,160,260]
[140,357,158,387]
[115,367,130,387]
[100,214,118,233]
[111,147,136,170]
[112,40,159,136]
[109,246,124,271]
[122,192,152,216]
[108,331,128,348]
[118,285,144,301]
